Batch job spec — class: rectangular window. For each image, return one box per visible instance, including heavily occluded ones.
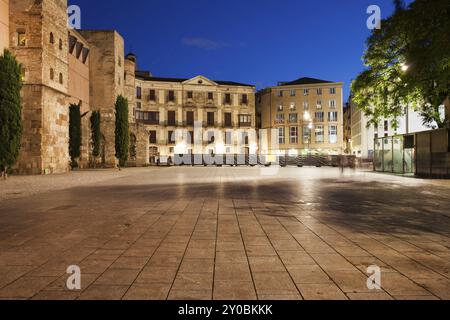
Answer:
[167,111,176,126]
[290,103,296,111]
[303,126,311,144]
[148,111,159,123]
[149,89,156,101]
[18,32,26,46]
[303,89,309,96]
[241,94,248,105]
[303,102,309,110]
[315,112,324,122]
[278,128,285,144]
[239,114,251,126]
[136,102,141,109]
[168,131,175,144]
[136,87,142,99]
[168,90,175,102]
[275,113,285,124]
[224,93,232,104]
[290,126,298,144]
[328,111,338,122]
[330,88,336,94]
[315,125,324,143]
[290,89,296,97]
[277,105,283,112]
[224,112,232,127]
[186,111,194,126]
[188,131,194,144]
[317,100,322,109]
[384,120,389,131]
[329,100,336,109]
[207,112,215,126]
[289,113,298,123]
[329,125,338,143]
[317,88,322,95]
[187,91,193,99]
[149,131,157,144]
[208,92,214,100]
[278,91,283,97]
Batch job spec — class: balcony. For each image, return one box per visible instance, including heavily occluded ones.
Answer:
[136,118,159,125]
[223,122,234,129]
[239,122,252,127]
[204,121,218,128]
[274,120,285,125]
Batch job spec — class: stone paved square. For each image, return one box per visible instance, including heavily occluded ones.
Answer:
[1,167,450,300]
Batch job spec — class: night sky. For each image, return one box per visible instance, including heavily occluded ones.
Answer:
[68,0,411,101]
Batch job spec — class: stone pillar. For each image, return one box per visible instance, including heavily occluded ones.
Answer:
[101,109,117,168]
[134,126,149,167]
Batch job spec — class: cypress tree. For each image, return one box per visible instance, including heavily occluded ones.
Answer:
[114,95,129,168]
[69,103,81,168]
[90,110,101,160]
[0,50,23,179]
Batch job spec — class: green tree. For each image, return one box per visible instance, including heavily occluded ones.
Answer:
[0,50,23,179]
[351,0,449,129]
[90,110,101,163]
[69,103,82,168]
[114,95,129,168]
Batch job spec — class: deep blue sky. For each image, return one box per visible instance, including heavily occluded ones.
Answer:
[68,0,411,101]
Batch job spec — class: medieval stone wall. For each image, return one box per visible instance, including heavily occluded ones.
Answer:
[78,30,125,168]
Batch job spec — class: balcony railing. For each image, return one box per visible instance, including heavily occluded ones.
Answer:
[136,118,159,125]
[239,122,252,127]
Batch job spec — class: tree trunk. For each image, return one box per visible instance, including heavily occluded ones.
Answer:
[2,167,7,180]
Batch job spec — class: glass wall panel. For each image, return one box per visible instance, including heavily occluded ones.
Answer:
[393,136,403,173]
[383,137,393,172]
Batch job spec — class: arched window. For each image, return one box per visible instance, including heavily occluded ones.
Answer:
[59,73,63,84]
[50,68,54,80]
[50,32,54,44]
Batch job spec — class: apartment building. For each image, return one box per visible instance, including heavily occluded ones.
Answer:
[256,77,344,155]
[350,99,434,160]
[125,54,256,163]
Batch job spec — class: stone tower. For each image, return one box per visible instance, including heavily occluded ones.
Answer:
[78,30,125,168]
[9,0,70,174]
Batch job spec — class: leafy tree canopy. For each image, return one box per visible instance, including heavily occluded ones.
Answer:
[351,0,450,129]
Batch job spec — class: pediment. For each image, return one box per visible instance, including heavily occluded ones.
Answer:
[182,76,218,86]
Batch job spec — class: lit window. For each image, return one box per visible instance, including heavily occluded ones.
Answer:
[317,100,322,109]
[290,103,296,111]
[328,112,338,122]
[329,125,338,143]
[289,113,298,123]
[278,105,283,112]
[17,32,26,46]
[290,126,298,144]
[303,126,311,144]
[316,125,324,143]
[278,128,285,144]
[329,100,336,108]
